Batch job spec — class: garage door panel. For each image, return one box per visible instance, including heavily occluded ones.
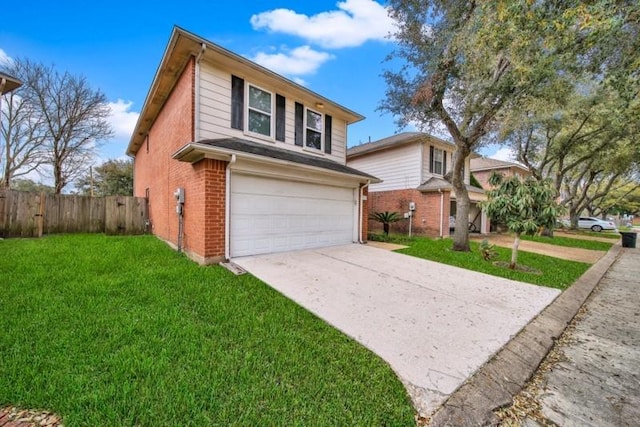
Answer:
[230,174,356,257]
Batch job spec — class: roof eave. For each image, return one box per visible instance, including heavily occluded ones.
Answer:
[347,133,461,159]
[172,142,381,184]
[127,26,365,156]
[0,72,23,94]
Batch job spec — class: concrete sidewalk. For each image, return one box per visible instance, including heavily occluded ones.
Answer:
[514,247,640,426]
[429,244,624,425]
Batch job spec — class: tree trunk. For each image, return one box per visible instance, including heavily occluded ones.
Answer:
[540,226,554,237]
[569,205,579,230]
[54,160,64,194]
[452,146,471,251]
[510,232,520,269]
[383,223,390,235]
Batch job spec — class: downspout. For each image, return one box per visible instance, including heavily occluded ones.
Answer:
[439,189,444,237]
[359,180,370,243]
[224,154,237,260]
[194,43,206,142]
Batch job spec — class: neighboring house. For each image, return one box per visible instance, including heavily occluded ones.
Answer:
[0,71,22,95]
[127,27,377,264]
[346,132,488,237]
[470,157,532,190]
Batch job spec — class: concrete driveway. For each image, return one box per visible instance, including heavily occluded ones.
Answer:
[233,244,560,416]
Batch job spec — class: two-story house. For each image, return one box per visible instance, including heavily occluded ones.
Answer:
[347,132,488,236]
[470,157,531,190]
[127,27,377,264]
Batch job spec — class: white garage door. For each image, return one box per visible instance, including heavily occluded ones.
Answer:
[230,174,356,257]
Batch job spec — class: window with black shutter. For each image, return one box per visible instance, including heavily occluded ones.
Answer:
[294,102,304,146]
[231,75,244,130]
[324,114,332,154]
[275,94,285,142]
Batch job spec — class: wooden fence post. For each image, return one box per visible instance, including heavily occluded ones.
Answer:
[37,191,45,238]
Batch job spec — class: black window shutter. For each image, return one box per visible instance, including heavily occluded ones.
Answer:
[275,94,285,142]
[231,75,244,130]
[294,102,304,146]
[443,151,447,174]
[429,145,434,173]
[324,114,332,154]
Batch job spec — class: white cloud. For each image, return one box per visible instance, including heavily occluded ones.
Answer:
[250,0,394,49]
[490,146,516,161]
[0,49,12,66]
[107,99,139,139]
[292,77,308,86]
[251,46,333,76]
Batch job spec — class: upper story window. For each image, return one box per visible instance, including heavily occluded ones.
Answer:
[247,84,273,137]
[231,76,285,142]
[429,145,447,175]
[295,102,332,155]
[433,148,444,174]
[305,109,323,150]
[231,75,332,153]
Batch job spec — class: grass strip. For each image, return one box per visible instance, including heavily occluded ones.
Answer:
[397,237,590,290]
[519,234,613,251]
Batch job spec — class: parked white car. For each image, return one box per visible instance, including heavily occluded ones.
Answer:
[561,217,617,232]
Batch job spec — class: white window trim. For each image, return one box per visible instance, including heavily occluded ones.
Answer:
[433,147,444,175]
[303,107,324,153]
[245,82,275,140]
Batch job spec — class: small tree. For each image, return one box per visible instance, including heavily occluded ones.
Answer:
[75,158,133,196]
[481,173,559,269]
[370,211,401,236]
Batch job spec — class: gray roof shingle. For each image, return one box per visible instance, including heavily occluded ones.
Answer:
[347,132,455,158]
[196,138,379,181]
[470,157,529,172]
[416,176,485,194]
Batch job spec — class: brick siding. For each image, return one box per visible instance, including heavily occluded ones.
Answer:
[368,189,451,237]
[133,58,226,264]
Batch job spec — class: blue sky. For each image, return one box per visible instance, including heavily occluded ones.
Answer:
[1,0,506,166]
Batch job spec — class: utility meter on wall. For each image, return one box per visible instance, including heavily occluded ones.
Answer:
[174,188,185,203]
[409,202,416,211]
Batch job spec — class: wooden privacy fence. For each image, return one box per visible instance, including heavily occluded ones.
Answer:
[0,189,148,238]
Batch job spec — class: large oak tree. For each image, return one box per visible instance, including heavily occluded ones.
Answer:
[381,1,623,250]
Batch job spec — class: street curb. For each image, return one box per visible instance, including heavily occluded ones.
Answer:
[428,243,623,426]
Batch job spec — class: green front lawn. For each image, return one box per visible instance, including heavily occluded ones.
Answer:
[559,229,621,239]
[519,234,614,251]
[396,237,590,290]
[0,235,415,426]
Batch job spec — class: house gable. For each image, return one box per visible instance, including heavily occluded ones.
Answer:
[470,157,532,189]
[347,142,422,191]
[197,62,351,164]
[127,27,362,167]
[347,133,472,192]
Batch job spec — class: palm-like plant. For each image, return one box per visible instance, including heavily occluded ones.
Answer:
[370,211,402,236]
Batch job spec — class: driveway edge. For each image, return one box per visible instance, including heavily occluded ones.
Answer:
[427,244,622,426]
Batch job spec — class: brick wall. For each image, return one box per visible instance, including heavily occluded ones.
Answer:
[361,185,369,241]
[133,58,227,264]
[368,189,451,237]
[474,167,532,190]
[473,168,509,190]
